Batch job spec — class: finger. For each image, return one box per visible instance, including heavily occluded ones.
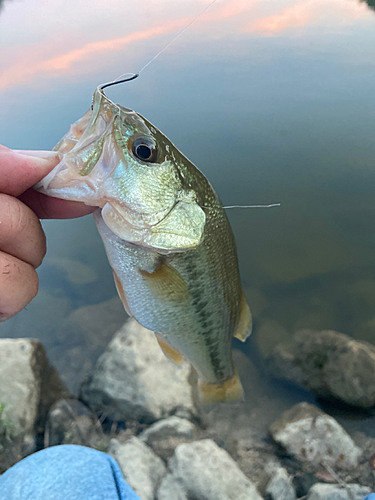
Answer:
[0,194,46,268]
[0,251,38,322]
[0,146,59,196]
[19,189,97,219]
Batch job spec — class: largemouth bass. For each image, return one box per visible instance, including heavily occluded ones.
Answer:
[36,87,252,404]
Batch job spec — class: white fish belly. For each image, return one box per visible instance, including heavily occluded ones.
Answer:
[94,210,235,383]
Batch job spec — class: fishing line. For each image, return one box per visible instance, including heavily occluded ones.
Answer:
[201,203,281,210]
[137,0,219,75]
[223,203,281,209]
[99,0,219,89]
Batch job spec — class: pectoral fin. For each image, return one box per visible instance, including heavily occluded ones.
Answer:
[140,260,189,302]
[233,293,252,342]
[198,369,244,405]
[113,271,133,316]
[156,335,184,365]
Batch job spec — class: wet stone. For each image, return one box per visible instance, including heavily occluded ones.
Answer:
[109,437,166,500]
[306,483,371,500]
[269,403,362,471]
[44,398,109,451]
[168,439,263,500]
[80,318,198,424]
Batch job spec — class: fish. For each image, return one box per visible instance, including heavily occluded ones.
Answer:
[35,86,252,404]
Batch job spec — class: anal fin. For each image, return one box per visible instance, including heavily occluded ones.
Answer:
[234,293,252,342]
[156,335,184,366]
[198,369,244,405]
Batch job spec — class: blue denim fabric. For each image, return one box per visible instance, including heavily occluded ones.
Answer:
[0,444,141,500]
[363,496,375,500]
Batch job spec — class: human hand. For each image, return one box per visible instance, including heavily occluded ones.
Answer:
[0,145,96,321]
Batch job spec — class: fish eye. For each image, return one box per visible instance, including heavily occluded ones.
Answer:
[132,137,158,163]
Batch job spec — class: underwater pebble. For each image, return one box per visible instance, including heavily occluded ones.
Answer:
[140,416,195,445]
[168,439,263,500]
[44,398,108,450]
[156,473,188,500]
[307,483,371,500]
[265,462,296,500]
[109,437,166,500]
[269,402,362,470]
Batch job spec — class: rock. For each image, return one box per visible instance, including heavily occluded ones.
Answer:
[80,318,198,424]
[168,439,263,500]
[307,483,371,500]
[266,329,375,407]
[109,437,166,500]
[265,462,296,500]
[140,417,195,445]
[44,398,108,450]
[157,474,187,500]
[269,402,362,470]
[0,338,69,451]
[235,439,277,494]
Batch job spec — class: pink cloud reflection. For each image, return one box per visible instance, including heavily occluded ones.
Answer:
[0,1,258,91]
[0,0,372,90]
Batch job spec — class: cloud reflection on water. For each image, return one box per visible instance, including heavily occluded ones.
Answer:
[0,0,374,91]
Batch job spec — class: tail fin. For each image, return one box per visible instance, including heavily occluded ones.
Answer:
[198,369,244,405]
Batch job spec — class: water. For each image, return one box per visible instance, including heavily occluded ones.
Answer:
[1,0,375,435]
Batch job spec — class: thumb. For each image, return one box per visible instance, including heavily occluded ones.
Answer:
[0,145,60,197]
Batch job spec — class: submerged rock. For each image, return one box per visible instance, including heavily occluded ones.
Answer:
[157,473,187,500]
[265,462,296,500]
[266,329,375,407]
[166,439,263,500]
[269,402,362,471]
[0,338,68,452]
[139,416,195,445]
[109,437,166,500]
[307,483,371,500]
[80,318,198,424]
[44,398,108,450]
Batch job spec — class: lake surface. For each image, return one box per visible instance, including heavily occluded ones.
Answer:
[1,0,375,435]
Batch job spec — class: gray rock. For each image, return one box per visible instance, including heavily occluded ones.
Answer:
[169,439,263,500]
[0,338,68,450]
[44,398,108,450]
[265,462,296,500]
[269,403,362,470]
[266,329,375,407]
[109,437,166,500]
[235,439,276,494]
[80,318,198,424]
[140,416,195,445]
[157,474,188,500]
[307,483,371,500]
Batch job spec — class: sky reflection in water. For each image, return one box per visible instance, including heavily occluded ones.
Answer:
[1,0,375,430]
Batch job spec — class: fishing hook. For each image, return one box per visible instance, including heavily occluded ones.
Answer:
[100,73,139,90]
